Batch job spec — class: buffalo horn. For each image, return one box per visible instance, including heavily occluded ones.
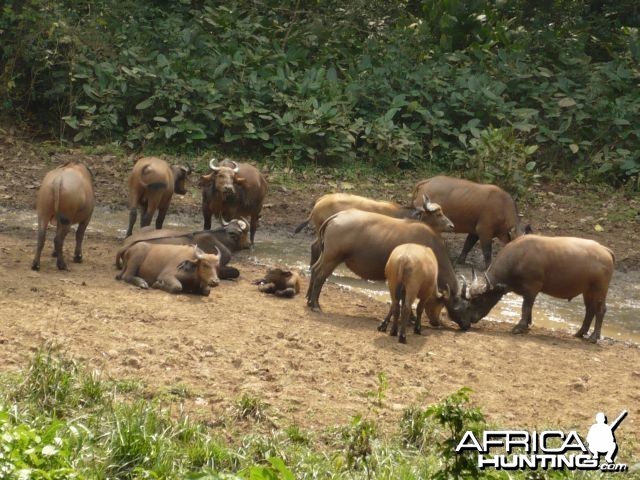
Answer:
[221,218,230,226]
[209,158,220,172]
[483,272,493,290]
[212,246,221,258]
[228,160,240,173]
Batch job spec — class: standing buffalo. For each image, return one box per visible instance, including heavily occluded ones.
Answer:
[200,158,267,243]
[254,267,301,298]
[31,162,95,271]
[378,244,448,343]
[115,219,250,279]
[306,209,471,329]
[126,157,190,237]
[295,193,454,268]
[464,235,615,343]
[116,243,220,295]
[412,176,531,269]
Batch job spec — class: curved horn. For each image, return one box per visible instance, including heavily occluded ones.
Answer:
[239,217,249,230]
[458,275,470,300]
[221,218,230,226]
[422,193,431,207]
[213,246,221,258]
[209,158,220,171]
[483,272,493,290]
[229,160,239,173]
[193,245,205,259]
[471,267,477,283]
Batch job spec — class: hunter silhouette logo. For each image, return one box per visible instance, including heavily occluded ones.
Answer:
[456,410,629,472]
[586,410,627,464]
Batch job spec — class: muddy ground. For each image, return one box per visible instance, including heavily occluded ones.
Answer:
[0,135,639,449]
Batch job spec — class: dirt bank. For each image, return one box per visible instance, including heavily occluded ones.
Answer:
[0,135,639,448]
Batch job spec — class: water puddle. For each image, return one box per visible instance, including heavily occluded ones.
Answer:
[3,206,638,343]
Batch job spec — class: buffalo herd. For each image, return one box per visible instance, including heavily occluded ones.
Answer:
[31,157,615,344]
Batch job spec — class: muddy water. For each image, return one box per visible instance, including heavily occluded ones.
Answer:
[3,206,639,343]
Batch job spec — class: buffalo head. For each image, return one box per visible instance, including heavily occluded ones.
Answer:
[171,164,191,195]
[221,217,251,249]
[459,269,509,324]
[201,158,245,199]
[412,194,454,233]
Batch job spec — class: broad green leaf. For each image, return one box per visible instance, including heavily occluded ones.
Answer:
[136,98,154,110]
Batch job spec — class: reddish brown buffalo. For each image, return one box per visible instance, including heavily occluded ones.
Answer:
[465,235,615,342]
[126,157,190,237]
[254,267,301,298]
[200,158,267,243]
[31,162,95,271]
[412,176,531,269]
[116,243,220,295]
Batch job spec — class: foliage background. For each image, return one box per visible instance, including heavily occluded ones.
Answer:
[1,0,639,187]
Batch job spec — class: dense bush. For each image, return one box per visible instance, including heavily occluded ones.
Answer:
[1,0,639,186]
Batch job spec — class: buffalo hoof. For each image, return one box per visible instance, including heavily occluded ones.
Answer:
[31,262,40,271]
[377,323,388,332]
[511,324,529,335]
[399,335,407,344]
[73,255,83,263]
[390,328,398,337]
[429,319,441,327]
[52,250,58,257]
[56,262,68,271]
[414,326,422,335]
[586,335,599,344]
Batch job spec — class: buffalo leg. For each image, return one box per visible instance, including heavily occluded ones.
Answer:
[587,301,606,344]
[73,219,89,263]
[31,222,47,271]
[259,282,277,294]
[54,221,71,270]
[415,299,425,334]
[152,275,182,294]
[512,294,536,334]
[480,239,493,270]
[155,204,168,230]
[306,257,340,311]
[310,240,321,269]
[457,234,479,264]
[398,303,411,343]
[574,300,596,339]
[202,204,213,230]
[249,213,259,244]
[126,208,137,237]
[274,288,296,298]
[140,207,154,228]
[378,305,394,332]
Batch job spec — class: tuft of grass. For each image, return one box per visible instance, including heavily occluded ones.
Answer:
[233,393,269,422]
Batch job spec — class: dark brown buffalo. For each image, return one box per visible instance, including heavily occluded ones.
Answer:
[32,162,95,271]
[253,267,301,298]
[200,158,267,243]
[116,243,220,295]
[115,219,249,279]
[464,235,615,342]
[412,176,531,269]
[306,209,471,329]
[126,157,190,237]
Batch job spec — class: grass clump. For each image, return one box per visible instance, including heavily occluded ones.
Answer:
[233,393,269,422]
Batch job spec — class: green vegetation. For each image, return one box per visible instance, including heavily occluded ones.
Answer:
[1,1,639,189]
[0,346,634,478]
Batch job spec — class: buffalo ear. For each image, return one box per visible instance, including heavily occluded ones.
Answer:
[199,173,214,187]
[524,224,533,234]
[409,208,422,220]
[235,176,247,185]
[283,271,293,278]
[177,259,197,272]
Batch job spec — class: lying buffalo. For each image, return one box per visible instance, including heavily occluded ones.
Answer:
[115,219,249,279]
[32,162,95,271]
[412,176,531,269]
[200,158,267,243]
[306,209,470,329]
[294,192,454,234]
[297,193,454,268]
[464,235,615,343]
[126,157,190,237]
[254,267,301,298]
[379,244,448,343]
[117,243,220,295]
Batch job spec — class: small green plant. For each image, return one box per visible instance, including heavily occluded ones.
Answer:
[233,393,269,422]
[399,405,435,451]
[340,415,378,470]
[367,371,389,408]
[425,387,486,479]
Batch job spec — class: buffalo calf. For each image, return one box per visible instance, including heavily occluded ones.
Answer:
[254,267,301,298]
